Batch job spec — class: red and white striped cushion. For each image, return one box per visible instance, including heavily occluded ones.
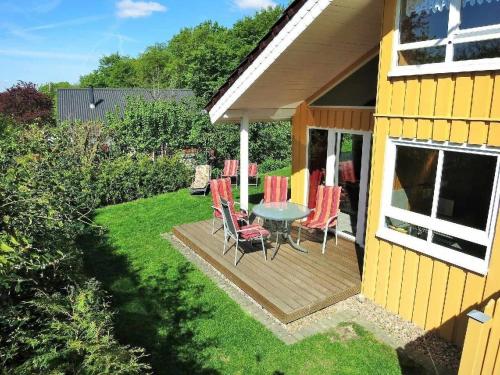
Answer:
[263,176,288,203]
[303,185,341,229]
[222,160,239,177]
[210,178,247,219]
[248,163,258,177]
[239,224,270,240]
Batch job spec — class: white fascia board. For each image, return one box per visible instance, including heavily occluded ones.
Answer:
[221,108,297,122]
[209,0,332,124]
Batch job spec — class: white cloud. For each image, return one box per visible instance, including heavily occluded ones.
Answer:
[233,0,277,10]
[116,0,167,19]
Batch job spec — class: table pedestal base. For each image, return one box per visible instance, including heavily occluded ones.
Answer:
[271,221,309,258]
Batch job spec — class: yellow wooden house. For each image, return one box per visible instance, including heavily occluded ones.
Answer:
[205,0,500,351]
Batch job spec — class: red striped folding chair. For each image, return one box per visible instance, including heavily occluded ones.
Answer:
[339,161,357,183]
[220,198,270,265]
[249,163,259,186]
[221,159,239,185]
[263,175,288,203]
[297,185,342,254]
[307,169,325,220]
[210,178,248,235]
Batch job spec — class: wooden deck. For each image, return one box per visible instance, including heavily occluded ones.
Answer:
[172,220,363,323]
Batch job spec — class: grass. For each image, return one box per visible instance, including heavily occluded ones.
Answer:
[81,167,403,374]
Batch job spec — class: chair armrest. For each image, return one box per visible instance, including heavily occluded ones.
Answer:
[238,227,258,233]
[326,214,339,227]
[238,226,266,235]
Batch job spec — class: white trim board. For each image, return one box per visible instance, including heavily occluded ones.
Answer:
[209,0,332,124]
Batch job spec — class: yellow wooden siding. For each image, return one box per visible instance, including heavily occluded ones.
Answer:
[458,298,499,375]
[290,103,375,206]
[360,0,500,347]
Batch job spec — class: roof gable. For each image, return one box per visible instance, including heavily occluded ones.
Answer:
[207,0,383,123]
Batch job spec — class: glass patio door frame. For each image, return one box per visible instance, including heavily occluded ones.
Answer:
[305,127,372,246]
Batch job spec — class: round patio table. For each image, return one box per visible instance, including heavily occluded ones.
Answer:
[252,201,311,256]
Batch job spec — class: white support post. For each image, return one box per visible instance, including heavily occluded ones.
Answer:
[240,115,249,211]
[325,130,336,186]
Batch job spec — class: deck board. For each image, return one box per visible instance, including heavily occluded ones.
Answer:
[172,219,362,323]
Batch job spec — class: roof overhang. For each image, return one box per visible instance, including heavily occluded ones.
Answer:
[207,0,383,123]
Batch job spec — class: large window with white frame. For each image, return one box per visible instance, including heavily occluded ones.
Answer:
[377,139,500,274]
[391,0,500,75]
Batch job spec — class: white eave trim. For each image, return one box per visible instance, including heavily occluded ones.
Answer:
[220,108,297,122]
[208,0,332,124]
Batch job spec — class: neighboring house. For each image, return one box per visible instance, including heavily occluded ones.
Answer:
[57,87,194,122]
[206,0,500,351]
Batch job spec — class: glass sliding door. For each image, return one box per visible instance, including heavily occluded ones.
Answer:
[307,128,371,245]
[336,133,364,237]
[307,129,328,213]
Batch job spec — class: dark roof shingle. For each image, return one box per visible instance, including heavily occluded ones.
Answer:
[57,88,194,122]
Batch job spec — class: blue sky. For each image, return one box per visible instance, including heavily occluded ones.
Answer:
[0,0,287,90]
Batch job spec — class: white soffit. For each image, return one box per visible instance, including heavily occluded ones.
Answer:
[209,0,382,123]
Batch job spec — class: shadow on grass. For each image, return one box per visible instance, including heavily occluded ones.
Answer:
[79,229,219,375]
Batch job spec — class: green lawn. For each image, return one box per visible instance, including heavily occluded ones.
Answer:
[81,167,403,374]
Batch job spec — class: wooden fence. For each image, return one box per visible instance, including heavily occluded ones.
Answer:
[459,298,500,374]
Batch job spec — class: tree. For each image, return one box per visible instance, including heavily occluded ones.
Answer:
[229,6,284,60]
[0,81,53,125]
[80,54,137,88]
[79,6,284,99]
[38,81,74,100]
[136,44,170,89]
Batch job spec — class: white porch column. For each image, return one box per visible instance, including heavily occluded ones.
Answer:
[240,115,249,211]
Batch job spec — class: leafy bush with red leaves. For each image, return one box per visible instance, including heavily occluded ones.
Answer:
[0,81,53,125]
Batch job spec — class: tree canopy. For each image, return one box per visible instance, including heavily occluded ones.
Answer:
[79,6,284,99]
[0,81,53,125]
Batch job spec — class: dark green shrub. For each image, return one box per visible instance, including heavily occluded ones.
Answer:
[97,154,191,205]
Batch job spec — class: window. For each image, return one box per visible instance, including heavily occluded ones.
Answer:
[392,0,500,75]
[377,139,500,274]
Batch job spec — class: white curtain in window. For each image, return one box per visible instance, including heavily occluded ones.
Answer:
[406,0,449,16]
[462,0,500,7]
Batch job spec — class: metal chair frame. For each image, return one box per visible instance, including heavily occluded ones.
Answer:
[220,199,268,265]
[297,212,340,254]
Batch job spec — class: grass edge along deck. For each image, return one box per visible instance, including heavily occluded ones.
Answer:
[172,219,362,324]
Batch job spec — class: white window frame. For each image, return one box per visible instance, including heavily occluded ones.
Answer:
[377,138,500,275]
[390,0,500,77]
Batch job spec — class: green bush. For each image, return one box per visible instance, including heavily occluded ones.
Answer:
[260,158,292,174]
[108,96,209,157]
[97,154,191,205]
[0,121,150,373]
[3,280,150,374]
[106,96,291,174]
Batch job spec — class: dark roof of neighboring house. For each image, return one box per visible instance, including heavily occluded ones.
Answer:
[205,0,306,112]
[57,88,194,122]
